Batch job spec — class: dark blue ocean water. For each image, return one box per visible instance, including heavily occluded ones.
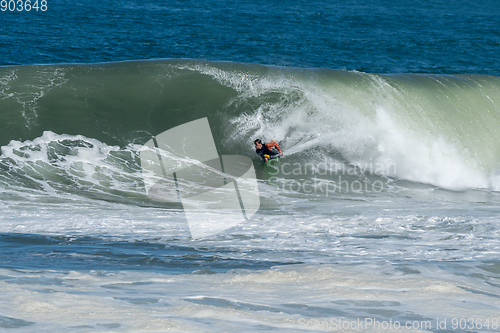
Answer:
[2,1,500,331]
[1,0,499,74]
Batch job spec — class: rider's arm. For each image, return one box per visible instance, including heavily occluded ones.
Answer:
[265,142,282,154]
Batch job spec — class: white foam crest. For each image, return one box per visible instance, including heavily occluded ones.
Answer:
[194,66,495,190]
[368,107,488,190]
[0,131,146,200]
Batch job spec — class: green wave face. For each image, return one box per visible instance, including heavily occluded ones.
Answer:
[1,59,500,193]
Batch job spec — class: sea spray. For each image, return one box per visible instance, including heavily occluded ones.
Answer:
[1,60,500,191]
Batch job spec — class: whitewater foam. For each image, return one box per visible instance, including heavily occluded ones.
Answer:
[1,60,500,193]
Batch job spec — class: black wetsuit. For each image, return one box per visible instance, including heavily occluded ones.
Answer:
[256,145,280,161]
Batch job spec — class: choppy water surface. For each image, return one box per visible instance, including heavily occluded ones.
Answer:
[1,0,500,331]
